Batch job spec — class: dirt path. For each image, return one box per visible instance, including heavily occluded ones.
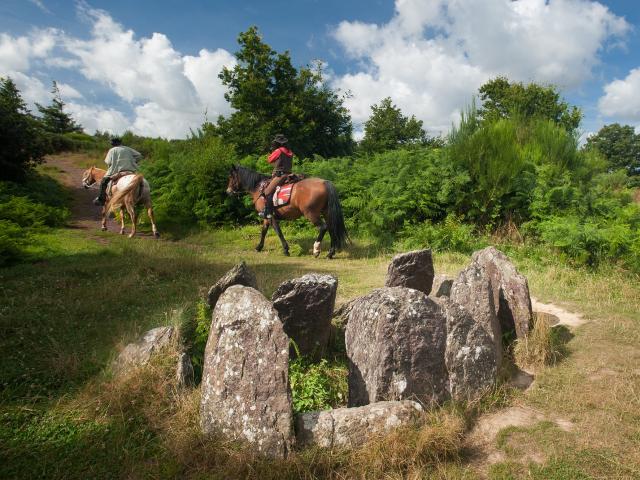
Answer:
[49,154,156,237]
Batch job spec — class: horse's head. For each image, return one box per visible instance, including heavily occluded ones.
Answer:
[82,167,96,189]
[226,164,241,195]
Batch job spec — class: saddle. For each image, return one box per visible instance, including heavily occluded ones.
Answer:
[273,173,305,207]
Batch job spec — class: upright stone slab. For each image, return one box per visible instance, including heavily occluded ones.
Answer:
[206,261,258,308]
[384,249,435,295]
[431,274,454,298]
[345,287,448,407]
[296,400,423,448]
[471,247,533,339]
[272,273,337,360]
[450,264,502,365]
[200,286,293,458]
[439,298,498,400]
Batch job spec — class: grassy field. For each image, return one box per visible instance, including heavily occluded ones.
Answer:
[1,167,640,478]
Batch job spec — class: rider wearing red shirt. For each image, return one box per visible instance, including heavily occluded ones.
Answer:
[261,133,293,219]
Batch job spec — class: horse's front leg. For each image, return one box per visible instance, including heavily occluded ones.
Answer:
[255,219,270,252]
[119,207,126,235]
[271,219,289,256]
[101,206,107,231]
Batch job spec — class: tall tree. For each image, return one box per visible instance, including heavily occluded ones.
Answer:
[36,81,83,134]
[0,77,48,181]
[478,77,582,133]
[359,97,428,154]
[585,123,640,176]
[213,27,354,159]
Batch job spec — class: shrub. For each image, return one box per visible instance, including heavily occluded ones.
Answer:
[514,313,569,370]
[396,214,485,253]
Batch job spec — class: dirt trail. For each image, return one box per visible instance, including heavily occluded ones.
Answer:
[49,154,156,237]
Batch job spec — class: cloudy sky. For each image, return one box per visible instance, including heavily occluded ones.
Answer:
[1,0,639,140]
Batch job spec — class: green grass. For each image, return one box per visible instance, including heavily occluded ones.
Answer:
[1,214,640,478]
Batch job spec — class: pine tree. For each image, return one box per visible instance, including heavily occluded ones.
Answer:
[36,81,83,134]
[0,77,49,180]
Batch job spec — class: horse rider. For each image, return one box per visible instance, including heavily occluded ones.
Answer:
[260,133,294,219]
[93,137,143,206]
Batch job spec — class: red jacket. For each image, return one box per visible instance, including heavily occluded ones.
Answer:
[268,147,293,175]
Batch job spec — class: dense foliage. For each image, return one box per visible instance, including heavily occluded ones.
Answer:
[36,81,83,135]
[585,123,640,182]
[212,26,354,159]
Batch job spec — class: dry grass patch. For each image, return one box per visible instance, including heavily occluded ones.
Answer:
[513,313,569,372]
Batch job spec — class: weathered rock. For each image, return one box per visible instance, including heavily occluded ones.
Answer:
[450,264,502,365]
[472,247,533,339]
[439,298,498,400]
[176,352,195,388]
[431,274,453,298]
[272,273,337,360]
[296,400,423,448]
[384,249,435,295]
[345,287,448,407]
[113,326,176,373]
[200,285,293,458]
[206,262,258,308]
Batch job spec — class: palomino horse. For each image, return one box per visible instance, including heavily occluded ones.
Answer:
[226,165,349,258]
[82,167,159,238]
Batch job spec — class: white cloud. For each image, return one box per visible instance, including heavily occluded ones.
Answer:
[0,29,57,72]
[183,48,236,119]
[331,0,629,133]
[57,82,83,100]
[66,102,130,134]
[28,0,51,14]
[598,67,640,121]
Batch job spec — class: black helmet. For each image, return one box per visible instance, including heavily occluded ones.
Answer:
[110,136,122,146]
[272,133,288,145]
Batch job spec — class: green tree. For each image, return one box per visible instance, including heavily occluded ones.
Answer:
[0,77,49,181]
[585,123,640,177]
[359,97,428,154]
[213,27,353,159]
[36,81,83,134]
[478,77,582,133]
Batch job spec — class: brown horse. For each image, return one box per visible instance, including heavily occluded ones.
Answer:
[82,167,160,238]
[226,165,349,258]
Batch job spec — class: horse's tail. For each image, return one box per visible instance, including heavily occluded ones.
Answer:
[106,174,144,211]
[324,181,350,250]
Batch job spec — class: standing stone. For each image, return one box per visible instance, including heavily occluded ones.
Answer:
[431,274,454,298]
[296,400,423,448]
[176,352,195,388]
[439,298,498,400]
[345,287,448,407]
[112,326,176,373]
[206,261,258,308]
[272,273,337,360]
[384,249,435,295]
[450,264,502,365]
[200,286,293,458]
[471,247,533,339]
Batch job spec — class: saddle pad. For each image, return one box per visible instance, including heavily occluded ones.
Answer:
[274,184,294,206]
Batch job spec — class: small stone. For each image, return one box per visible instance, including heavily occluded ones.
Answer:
[384,249,435,295]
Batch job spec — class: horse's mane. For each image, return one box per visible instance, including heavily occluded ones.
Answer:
[236,165,268,191]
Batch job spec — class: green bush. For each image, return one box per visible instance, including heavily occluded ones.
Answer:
[396,214,486,253]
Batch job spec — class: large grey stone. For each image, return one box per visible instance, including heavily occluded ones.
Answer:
[200,286,293,458]
[272,273,337,360]
[296,400,423,448]
[384,249,435,295]
[206,261,258,308]
[471,247,533,339]
[345,287,448,407]
[450,264,502,365]
[112,326,176,373]
[176,352,194,388]
[439,298,498,400]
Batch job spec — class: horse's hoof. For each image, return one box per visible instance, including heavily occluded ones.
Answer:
[154,232,160,238]
[128,234,135,239]
[255,246,263,252]
[120,231,125,235]
[313,251,320,258]
[101,227,107,231]
[283,250,290,257]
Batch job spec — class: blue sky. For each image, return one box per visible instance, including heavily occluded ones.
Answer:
[1,0,639,140]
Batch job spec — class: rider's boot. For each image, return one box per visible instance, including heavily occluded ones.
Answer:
[93,176,110,206]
